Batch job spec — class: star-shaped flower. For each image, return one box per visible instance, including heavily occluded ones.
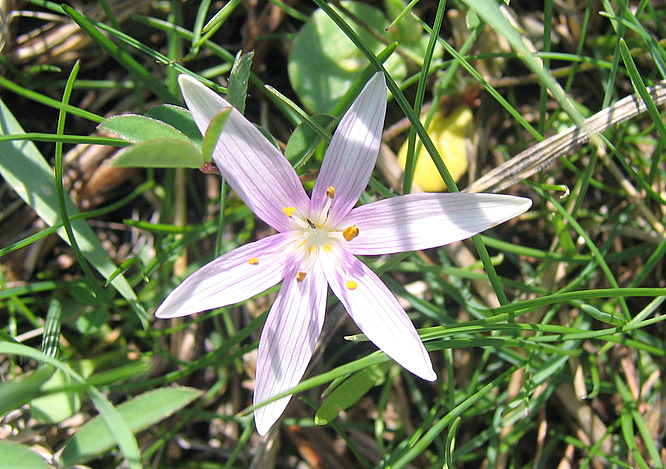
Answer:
[156,72,531,435]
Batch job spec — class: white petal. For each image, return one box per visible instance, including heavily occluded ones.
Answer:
[343,193,532,255]
[310,72,387,225]
[178,75,310,232]
[321,248,436,381]
[253,264,328,435]
[155,233,297,318]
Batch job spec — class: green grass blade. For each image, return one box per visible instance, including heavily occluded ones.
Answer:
[60,387,201,466]
[0,75,103,123]
[0,96,148,326]
[458,0,587,129]
[61,4,175,103]
[0,342,142,468]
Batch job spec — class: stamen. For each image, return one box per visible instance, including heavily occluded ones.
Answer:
[296,271,307,282]
[342,225,359,242]
[248,257,259,265]
[313,186,337,227]
[306,218,317,229]
[346,280,357,290]
[283,207,296,217]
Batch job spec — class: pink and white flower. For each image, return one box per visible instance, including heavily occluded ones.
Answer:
[156,72,531,435]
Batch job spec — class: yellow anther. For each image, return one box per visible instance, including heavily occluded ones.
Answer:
[326,186,336,198]
[346,280,357,290]
[248,257,259,265]
[296,271,307,282]
[342,225,359,242]
[283,207,296,217]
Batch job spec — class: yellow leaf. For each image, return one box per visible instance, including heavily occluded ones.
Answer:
[398,105,472,191]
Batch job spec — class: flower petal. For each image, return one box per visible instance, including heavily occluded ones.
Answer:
[322,248,436,381]
[178,75,310,232]
[343,193,532,255]
[253,263,328,435]
[310,72,387,225]
[155,232,297,318]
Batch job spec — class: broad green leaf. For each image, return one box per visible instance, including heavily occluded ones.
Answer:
[0,366,54,417]
[314,362,390,425]
[30,369,81,424]
[0,98,148,326]
[99,114,191,144]
[285,114,335,167]
[385,0,424,46]
[60,386,202,466]
[288,1,406,113]
[146,104,203,148]
[110,138,204,168]
[0,440,49,469]
[30,360,95,424]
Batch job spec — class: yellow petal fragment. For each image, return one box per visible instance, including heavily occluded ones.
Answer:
[346,280,357,290]
[283,206,296,217]
[296,271,307,282]
[326,186,336,198]
[342,225,359,242]
[248,257,259,265]
[397,105,472,191]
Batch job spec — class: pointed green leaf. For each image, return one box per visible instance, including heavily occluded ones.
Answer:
[109,138,204,168]
[146,104,203,148]
[99,115,191,144]
[60,387,202,466]
[314,362,390,425]
[202,109,232,163]
[227,50,254,113]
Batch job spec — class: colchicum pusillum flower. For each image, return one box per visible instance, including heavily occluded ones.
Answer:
[156,72,532,435]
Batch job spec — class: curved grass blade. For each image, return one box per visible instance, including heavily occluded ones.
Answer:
[0,343,142,469]
[60,387,201,466]
[0,96,148,326]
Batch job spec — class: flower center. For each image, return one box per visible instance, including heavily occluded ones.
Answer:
[305,224,334,250]
[244,186,360,289]
[278,185,359,286]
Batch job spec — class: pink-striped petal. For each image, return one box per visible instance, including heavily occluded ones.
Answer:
[155,233,298,318]
[343,193,532,255]
[310,73,387,225]
[178,75,310,232]
[322,248,436,381]
[253,263,328,435]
